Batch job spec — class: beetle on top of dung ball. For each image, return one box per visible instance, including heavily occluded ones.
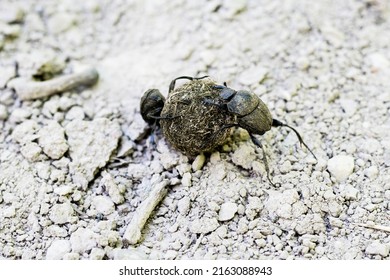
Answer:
[140,75,316,187]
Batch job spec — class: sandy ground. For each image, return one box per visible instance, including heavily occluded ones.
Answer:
[0,0,389,260]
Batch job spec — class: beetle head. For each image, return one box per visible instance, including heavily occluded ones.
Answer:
[140,89,165,124]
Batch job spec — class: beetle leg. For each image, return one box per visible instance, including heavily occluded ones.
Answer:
[169,75,209,93]
[272,119,317,160]
[250,134,280,188]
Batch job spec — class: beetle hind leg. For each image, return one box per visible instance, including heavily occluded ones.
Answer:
[272,119,317,159]
[250,134,280,188]
[169,75,209,93]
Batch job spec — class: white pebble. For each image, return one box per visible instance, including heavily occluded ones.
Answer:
[46,240,71,260]
[365,241,390,257]
[192,153,206,171]
[20,142,43,162]
[364,166,379,180]
[181,172,192,187]
[190,217,219,234]
[177,197,191,215]
[90,248,105,260]
[70,228,97,253]
[38,121,68,159]
[344,185,359,200]
[327,155,354,182]
[3,205,16,218]
[93,196,115,215]
[218,202,238,221]
[49,202,74,224]
[231,144,255,169]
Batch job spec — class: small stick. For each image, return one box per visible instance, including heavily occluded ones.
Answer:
[353,223,390,233]
[123,180,170,245]
[9,66,99,100]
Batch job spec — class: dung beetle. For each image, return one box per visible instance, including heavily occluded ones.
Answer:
[202,83,317,186]
[140,76,316,187]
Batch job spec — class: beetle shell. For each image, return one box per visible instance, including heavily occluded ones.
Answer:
[237,98,272,135]
[160,79,235,157]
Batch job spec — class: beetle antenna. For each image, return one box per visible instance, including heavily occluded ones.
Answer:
[272,119,317,160]
[250,134,280,188]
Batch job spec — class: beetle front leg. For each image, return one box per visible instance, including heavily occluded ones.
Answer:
[272,119,317,159]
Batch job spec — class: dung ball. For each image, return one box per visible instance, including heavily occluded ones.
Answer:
[160,79,235,157]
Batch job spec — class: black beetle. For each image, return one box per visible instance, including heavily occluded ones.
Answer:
[140,76,316,187]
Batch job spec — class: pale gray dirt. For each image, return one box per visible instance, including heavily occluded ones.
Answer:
[0,0,389,260]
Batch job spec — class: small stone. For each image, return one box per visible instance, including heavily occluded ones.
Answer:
[12,120,39,144]
[3,205,16,218]
[109,248,148,260]
[49,202,74,224]
[189,217,219,234]
[70,228,97,254]
[181,172,192,187]
[365,241,390,257]
[364,166,379,180]
[38,121,68,159]
[54,184,74,196]
[231,144,256,169]
[20,142,43,162]
[344,185,359,200]
[93,196,115,215]
[90,248,105,260]
[0,104,8,120]
[218,202,238,221]
[65,106,85,120]
[46,240,71,260]
[327,155,354,182]
[63,253,79,260]
[101,171,124,204]
[192,153,206,171]
[177,197,191,215]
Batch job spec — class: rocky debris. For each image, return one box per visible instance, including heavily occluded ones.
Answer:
[327,155,354,182]
[38,121,68,159]
[218,202,238,221]
[70,228,98,254]
[20,142,43,162]
[108,248,148,260]
[231,144,256,169]
[49,202,75,225]
[92,196,115,215]
[46,240,71,260]
[12,120,39,144]
[365,241,390,258]
[189,217,219,234]
[100,171,125,204]
[65,118,122,188]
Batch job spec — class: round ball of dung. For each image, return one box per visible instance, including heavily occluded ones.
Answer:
[160,79,235,157]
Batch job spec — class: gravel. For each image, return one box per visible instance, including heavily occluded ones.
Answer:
[0,0,389,260]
